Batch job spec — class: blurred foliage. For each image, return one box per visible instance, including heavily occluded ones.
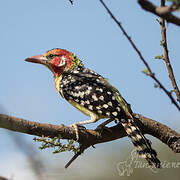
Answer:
[33,136,80,154]
[167,0,180,5]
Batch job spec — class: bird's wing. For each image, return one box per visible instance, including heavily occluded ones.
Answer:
[63,67,133,117]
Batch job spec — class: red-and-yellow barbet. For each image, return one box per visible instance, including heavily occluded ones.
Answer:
[25,48,161,168]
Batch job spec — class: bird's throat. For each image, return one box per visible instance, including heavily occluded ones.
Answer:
[54,75,62,93]
[51,65,64,77]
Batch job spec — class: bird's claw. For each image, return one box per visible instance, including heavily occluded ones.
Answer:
[95,125,112,132]
[95,125,112,138]
[69,124,86,141]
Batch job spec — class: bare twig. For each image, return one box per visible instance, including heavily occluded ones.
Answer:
[138,0,180,26]
[160,0,180,103]
[69,0,73,5]
[98,0,180,111]
[65,144,85,168]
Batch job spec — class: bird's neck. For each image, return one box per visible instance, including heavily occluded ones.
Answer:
[53,66,85,93]
[54,75,63,93]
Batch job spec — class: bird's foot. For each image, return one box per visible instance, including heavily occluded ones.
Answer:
[69,124,86,141]
[95,124,112,138]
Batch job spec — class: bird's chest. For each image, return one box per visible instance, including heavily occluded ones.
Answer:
[55,75,76,99]
[55,76,93,116]
[55,73,123,119]
[54,76,62,93]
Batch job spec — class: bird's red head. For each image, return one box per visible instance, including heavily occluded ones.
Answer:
[25,48,83,77]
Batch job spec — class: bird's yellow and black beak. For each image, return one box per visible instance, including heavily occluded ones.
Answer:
[25,55,48,65]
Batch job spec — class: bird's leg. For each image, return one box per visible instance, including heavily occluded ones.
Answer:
[95,118,113,138]
[70,115,99,141]
[95,118,114,131]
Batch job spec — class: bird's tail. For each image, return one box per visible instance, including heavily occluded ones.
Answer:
[121,118,161,168]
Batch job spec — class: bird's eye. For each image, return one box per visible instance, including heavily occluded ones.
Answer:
[47,54,55,59]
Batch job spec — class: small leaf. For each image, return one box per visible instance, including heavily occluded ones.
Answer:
[154,83,159,88]
[155,55,163,60]
[142,68,150,75]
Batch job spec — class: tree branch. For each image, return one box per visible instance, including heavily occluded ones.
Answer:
[98,0,180,111]
[138,0,180,26]
[0,113,179,151]
[160,0,180,103]
[0,176,9,180]
[1,113,179,167]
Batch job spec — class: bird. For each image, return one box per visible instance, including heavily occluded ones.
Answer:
[25,48,161,168]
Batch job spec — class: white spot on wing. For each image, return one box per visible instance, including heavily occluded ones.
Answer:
[112,112,118,116]
[99,96,104,101]
[85,89,91,95]
[92,94,98,101]
[96,88,103,92]
[116,107,121,111]
[96,106,101,110]
[108,102,112,106]
[88,105,93,110]
[103,104,108,108]
[75,86,80,90]
[85,100,90,104]
[80,101,85,106]
[98,110,102,114]
[79,92,84,98]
